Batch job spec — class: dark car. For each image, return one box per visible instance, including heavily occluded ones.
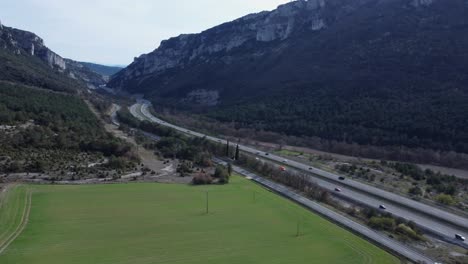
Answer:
[379,205,387,210]
[339,176,346,181]
[334,188,342,192]
[455,234,466,241]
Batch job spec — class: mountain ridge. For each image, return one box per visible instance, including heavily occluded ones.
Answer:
[109,0,468,155]
[0,21,108,89]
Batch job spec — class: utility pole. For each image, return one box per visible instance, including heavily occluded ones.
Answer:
[235,144,240,161]
[296,221,300,237]
[296,217,303,237]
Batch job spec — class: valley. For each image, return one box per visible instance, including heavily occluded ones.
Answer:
[1,0,468,263]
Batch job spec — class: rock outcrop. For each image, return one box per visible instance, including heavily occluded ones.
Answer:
[110,0,331,89]
[0,23,107,88]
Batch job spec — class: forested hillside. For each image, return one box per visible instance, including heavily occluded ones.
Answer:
[208,87,468,154]
[0,23,134,176]
[0,49,82,93]
[0,82,132,173]
[111,0,468,157]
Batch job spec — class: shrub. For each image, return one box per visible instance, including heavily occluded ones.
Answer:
[177,161,193,177]
[368,217,396,231]
[408,186,423,196]
[192,173,213,185]
[107,156,128,170]
[396,224,424,241]
[213,165,230,184]
[435,194,455,205]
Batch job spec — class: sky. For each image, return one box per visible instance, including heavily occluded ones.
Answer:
[0,0,289,66]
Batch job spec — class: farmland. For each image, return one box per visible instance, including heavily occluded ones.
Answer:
[0,177,399,264]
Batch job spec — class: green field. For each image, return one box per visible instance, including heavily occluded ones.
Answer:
[0,177,399,264]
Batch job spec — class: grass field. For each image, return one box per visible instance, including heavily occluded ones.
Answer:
[0,177,399,264]
[0,185,31,255]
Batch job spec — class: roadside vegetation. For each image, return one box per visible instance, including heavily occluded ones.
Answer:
[251,148,468,213]
[236,154,427,244]
[336,161,467,211]
[151,107,468,169]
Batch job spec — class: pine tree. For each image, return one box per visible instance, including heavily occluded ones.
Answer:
[227,163,232,176]
[226,140,230,157]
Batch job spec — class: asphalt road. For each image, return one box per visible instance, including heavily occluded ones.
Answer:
[130,100,468,248]
[212,158,434,264]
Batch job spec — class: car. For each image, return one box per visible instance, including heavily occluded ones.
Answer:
[455,234,466,241]
[338,176,346,181]
[256,152,260,155]
[309,167,313,170]
[279,166,286,172]
[283,159,288,163]
[379,205,387,210]
[265,153,270,156]
[334,188,342,192]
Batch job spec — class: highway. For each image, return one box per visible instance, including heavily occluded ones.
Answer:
[130,100,468,248]
[212,158,434,264]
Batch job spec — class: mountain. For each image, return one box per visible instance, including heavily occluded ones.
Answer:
[0,21,107,89]
[0,21,134,176]
[109,0,468,154]
[80,62,123,78]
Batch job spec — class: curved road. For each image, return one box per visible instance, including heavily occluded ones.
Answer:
[130,100,468,248]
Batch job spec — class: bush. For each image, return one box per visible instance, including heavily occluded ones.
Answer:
[107,156,129,170]
[7,161,22,173]
[408,186,422,196]
[435,194,455,205]
[213,165,230,184]
[195,153,212,167]
[368,217,396,231]
[192,173,213,185]
[395,224,424,241]
[177,161,193,177]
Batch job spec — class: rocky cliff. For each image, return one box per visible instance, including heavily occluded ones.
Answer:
[0,22,107,89]
[110,0,330,89]
[109,0,452,94]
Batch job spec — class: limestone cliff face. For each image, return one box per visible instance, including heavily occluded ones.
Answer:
[0,22,106,88]
[110,0,329,88]
[109,0,444,94]
[0,26,67,71]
